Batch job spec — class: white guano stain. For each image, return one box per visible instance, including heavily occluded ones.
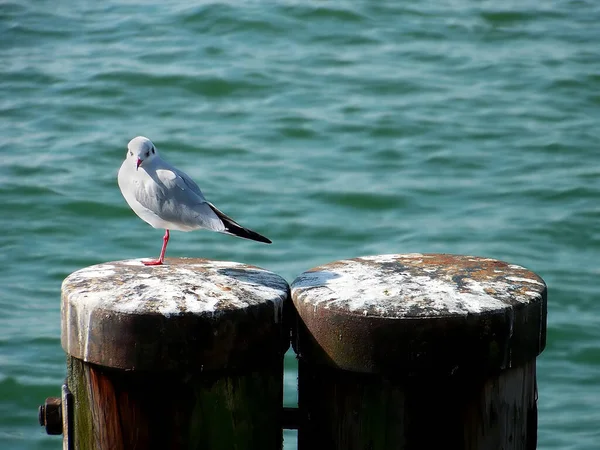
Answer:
[360,253,422,263]
[62,259,289,360]
[65,260,288,316]
[505,276,545,286]
[292,254,545,318]
[72,266,116,278]
[82,308,93,361]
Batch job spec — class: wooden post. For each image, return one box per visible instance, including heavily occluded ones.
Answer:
[61,258,290,450]
[291,254,547,450]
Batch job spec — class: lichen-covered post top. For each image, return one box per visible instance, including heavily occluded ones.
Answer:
[291,253,547,375]
[61,258,290,371]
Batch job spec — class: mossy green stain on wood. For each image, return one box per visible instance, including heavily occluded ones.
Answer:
[67,357,94,450]
[189,367,283,450]
[298,360,538,450]
[66,356,284,450]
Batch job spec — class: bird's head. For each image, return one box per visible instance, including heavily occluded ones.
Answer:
[127,136,158,171]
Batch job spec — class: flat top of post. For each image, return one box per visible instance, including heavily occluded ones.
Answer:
[291,254,547,373]
[62,258,290,370]
[63,258,288,317]
[292,253,545,318]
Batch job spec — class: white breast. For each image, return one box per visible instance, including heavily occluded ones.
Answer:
[118,161,177,230]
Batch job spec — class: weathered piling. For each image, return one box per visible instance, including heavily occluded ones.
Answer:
[291,254,547,450]
[59,258,290,450]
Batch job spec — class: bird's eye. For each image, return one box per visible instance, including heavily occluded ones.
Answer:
[129,151,133,156]
[145,151,150,157]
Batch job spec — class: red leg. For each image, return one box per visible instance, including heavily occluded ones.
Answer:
[143,230,170,266]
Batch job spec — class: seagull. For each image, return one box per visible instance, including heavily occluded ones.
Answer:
[117,136,271,266]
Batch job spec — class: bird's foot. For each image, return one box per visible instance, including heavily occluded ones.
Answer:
[142,259,163,266]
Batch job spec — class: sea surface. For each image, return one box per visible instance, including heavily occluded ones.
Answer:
[1,1,599,449]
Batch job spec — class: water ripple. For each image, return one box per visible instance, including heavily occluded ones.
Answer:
[1,1,600,449]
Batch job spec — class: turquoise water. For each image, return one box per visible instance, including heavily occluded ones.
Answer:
[1,1,599,448]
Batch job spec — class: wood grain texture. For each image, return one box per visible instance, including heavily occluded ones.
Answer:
[298,360,537,450]
[292,254,546,449]
[67,356,284,450]
[61,258,290,449]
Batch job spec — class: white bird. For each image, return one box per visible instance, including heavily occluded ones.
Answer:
[118,136,271,266]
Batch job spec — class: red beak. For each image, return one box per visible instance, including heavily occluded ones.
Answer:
[136,158,142,170]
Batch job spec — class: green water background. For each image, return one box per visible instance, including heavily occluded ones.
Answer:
[1,1,599,448]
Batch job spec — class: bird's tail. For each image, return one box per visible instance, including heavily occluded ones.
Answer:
[207,203,272,244]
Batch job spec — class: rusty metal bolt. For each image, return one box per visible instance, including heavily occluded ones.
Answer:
[38,397,62,435]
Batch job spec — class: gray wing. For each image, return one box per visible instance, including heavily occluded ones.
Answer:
[136,166,225,232]
[172,166,207,200]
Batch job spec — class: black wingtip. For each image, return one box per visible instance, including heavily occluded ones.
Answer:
[226,224,272,244]
[253,233,272,244]
[207,203,272,244]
